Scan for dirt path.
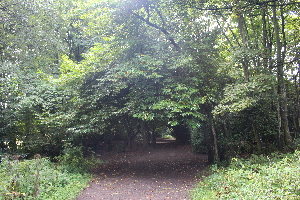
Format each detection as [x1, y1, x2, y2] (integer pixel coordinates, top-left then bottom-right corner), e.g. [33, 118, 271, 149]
[76, 139, 208, 200]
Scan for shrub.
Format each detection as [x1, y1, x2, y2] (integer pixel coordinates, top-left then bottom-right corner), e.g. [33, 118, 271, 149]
[55, 145, 103, 173]
[190, 127, 206, 154]
[191, 151, 300, 200]
[162, 134, 175, 140]
[0, 155, 91, 200]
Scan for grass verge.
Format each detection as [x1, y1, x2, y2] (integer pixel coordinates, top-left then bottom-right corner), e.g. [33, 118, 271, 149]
[0, 156, 92, 200]
[191, 150, 300, 200]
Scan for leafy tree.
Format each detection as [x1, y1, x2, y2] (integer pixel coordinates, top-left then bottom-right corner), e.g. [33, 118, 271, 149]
[188, 0, 300, 153]
[0, 0, 73, 156]
[1, 0, 299, 163]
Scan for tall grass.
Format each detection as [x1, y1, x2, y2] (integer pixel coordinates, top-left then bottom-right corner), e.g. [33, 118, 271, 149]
[191, 151, 300, 200]
[0, 156, 91, 200]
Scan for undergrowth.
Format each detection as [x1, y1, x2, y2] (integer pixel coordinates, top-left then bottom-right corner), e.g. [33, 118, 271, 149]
[0, 150, 102, 200]
[191, 150, 300, 200]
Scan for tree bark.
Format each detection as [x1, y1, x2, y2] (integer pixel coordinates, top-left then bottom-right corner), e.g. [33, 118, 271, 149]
[140, 121, 150, 149]
[203, 120, 214, 164]
[253, 124, 262, 152]
[203, 104, 220, 163]
[211, 117, 220, 162]
[272, 1, 292, 148]
[292, 68, 300, 139]
[261, 5, 271, 71]
[273, 84, 284, 149]
[237, 13, 249, 82]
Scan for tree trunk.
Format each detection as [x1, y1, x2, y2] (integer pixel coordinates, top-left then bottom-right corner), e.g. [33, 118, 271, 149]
[211, 117, 220, 162]
[263, 4, 283, 149]
[272, 1, 292, 148]
[273, 84, 284, 149]
[253, 124, 262, 152]
[292, 69, 300, 139]
[203, 104, 220, 163]
[261, 5, 270, 71]
[203, 120, 214, 164]
[140, 121, 150, 149]
[151, 132, 156, 145]
[237, 13, 249, 82]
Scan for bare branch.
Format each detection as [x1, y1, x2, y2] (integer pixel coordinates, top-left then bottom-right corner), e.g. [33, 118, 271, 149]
[130, 10, 181, 51]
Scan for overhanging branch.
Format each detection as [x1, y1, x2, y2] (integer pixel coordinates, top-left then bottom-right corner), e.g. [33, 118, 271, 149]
[130, 10, 181, 51]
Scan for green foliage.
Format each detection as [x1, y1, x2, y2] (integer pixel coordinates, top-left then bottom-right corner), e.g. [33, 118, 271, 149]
[190, 126, 207, 154]
[161, 135, 175, 140]
[215, 100, 279, 156]
[213, 74, 274, 115]
[0, 62, 23, 152]
[0, 156, 90, 200]
[1, 0, 299, 164]
[56, 145, 103, 173]
[191, 151, 300, 200]
[0, 0, 69, 71]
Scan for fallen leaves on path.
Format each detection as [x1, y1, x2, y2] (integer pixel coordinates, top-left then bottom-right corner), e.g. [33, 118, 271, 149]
[76, 141, 208, 200]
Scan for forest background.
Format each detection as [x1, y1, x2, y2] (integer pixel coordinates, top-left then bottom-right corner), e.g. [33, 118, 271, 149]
[1, 0, 300, 164]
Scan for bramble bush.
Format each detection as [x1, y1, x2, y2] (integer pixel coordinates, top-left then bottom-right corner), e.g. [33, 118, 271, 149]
[0, 155, 91, 200]
[55, 145, 103, 174]
[191, 150, 300, 200]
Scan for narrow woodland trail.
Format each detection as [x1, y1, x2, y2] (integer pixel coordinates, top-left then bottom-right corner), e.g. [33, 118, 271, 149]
[76, 139, 208, 200]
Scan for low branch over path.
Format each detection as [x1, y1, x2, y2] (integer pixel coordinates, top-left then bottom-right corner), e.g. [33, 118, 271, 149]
[76, 139, 208, 200]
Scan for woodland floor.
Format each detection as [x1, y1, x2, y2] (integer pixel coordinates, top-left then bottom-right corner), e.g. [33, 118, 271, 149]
[76, 139, 208, 200]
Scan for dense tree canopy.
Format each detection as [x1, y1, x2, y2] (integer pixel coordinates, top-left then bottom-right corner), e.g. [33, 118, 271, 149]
[1, 0, 299, 163]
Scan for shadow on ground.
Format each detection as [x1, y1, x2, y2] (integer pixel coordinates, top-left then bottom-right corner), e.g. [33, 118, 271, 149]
[76, 139, 208, 200]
